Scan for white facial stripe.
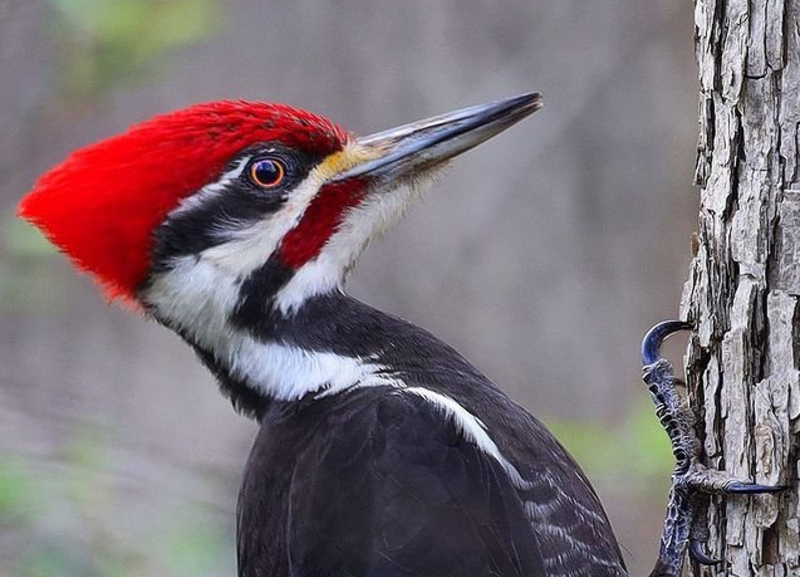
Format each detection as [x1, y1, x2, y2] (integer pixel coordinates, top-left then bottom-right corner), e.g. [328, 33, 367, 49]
[170, 156, 251, 217]
[403, 387, 531, 489]
[172, 141, 373, 278]
[145, 256, 241, 348]
[275, 177, 433, 313]
[197, 166, 326, 275]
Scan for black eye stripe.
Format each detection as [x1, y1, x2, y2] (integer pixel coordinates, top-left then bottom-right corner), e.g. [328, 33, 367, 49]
[148, 141, 326, 276]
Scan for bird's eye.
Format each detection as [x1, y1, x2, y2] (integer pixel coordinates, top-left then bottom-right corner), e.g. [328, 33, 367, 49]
[249, 158, 286, 188]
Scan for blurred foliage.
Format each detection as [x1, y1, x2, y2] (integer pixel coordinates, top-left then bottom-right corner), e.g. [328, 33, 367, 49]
[152, 519, 228, 577]
[46, 0, 222, 101]
[2, 218, 55, 259]
[0, 217, 64, 312]
[0, 457, 40, 522]
[544, 400, 674, 491]
[0, 427, 231, 577]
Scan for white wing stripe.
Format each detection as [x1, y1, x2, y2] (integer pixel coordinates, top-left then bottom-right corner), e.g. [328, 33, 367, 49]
[403, 387, 531, 490]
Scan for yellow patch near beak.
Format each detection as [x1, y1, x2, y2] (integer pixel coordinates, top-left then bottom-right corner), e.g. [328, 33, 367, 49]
[315, 142, 386, 182]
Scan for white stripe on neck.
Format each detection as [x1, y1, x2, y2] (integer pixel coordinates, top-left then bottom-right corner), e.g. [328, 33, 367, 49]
[144, 256, 401, 401]
[170, 156, 251, 217]
[232, 340, 400, 400]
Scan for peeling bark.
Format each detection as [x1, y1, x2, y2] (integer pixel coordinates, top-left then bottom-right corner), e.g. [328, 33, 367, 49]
[681, 0, 800, 575]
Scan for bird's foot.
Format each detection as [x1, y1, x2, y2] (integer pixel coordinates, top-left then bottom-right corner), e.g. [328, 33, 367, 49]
[642, 321, 786, 577]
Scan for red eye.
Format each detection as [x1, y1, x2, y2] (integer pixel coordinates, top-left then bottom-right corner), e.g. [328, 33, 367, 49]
[249, 158, 285, 188]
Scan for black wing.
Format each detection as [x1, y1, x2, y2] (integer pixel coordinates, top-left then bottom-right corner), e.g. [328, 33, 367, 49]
[238, 389, 547, 577]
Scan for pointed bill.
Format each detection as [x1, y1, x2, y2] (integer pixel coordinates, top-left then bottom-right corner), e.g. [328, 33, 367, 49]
[330, 92, 542, 182]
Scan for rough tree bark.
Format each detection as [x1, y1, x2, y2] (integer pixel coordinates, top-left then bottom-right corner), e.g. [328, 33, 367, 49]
[681, 1, 800, 575]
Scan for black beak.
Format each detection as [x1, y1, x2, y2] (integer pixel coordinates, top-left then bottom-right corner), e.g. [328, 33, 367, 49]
[331, 93, 542, 183]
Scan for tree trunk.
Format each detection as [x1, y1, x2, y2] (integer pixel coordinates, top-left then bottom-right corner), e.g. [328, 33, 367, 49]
[681, 1, 800, 575]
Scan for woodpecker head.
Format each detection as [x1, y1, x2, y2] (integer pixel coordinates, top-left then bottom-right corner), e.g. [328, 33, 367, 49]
[19, 94, 540, 335]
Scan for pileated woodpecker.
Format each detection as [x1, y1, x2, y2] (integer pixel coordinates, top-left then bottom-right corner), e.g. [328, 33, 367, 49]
[18, 94, 782, 577]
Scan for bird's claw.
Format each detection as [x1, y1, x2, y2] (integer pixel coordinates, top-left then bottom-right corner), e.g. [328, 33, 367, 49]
[642, 320, 787, 577]
[641, 320, 692, 365]
[689, 539, 720, 566]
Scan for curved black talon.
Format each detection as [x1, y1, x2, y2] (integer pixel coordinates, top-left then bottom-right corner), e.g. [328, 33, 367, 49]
[689, 539, 720, 566]
[724, 481, 788, 494]
[642, 320, 692, 365]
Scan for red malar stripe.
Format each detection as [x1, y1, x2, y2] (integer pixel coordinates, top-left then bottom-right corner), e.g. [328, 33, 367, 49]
[278, 180, 366, 269]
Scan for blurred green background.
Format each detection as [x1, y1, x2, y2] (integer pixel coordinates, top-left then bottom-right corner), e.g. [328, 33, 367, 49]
[0, 1, 697, 575]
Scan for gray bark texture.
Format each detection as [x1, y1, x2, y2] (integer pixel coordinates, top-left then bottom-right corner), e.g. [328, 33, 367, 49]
[681, 0, 800, 575]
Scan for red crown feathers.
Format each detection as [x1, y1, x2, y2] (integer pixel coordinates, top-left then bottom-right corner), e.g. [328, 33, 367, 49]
[18, 101, 349, 304]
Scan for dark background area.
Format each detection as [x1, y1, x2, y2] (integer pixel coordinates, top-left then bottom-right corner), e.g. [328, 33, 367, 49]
[0, 1, 697, 575]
